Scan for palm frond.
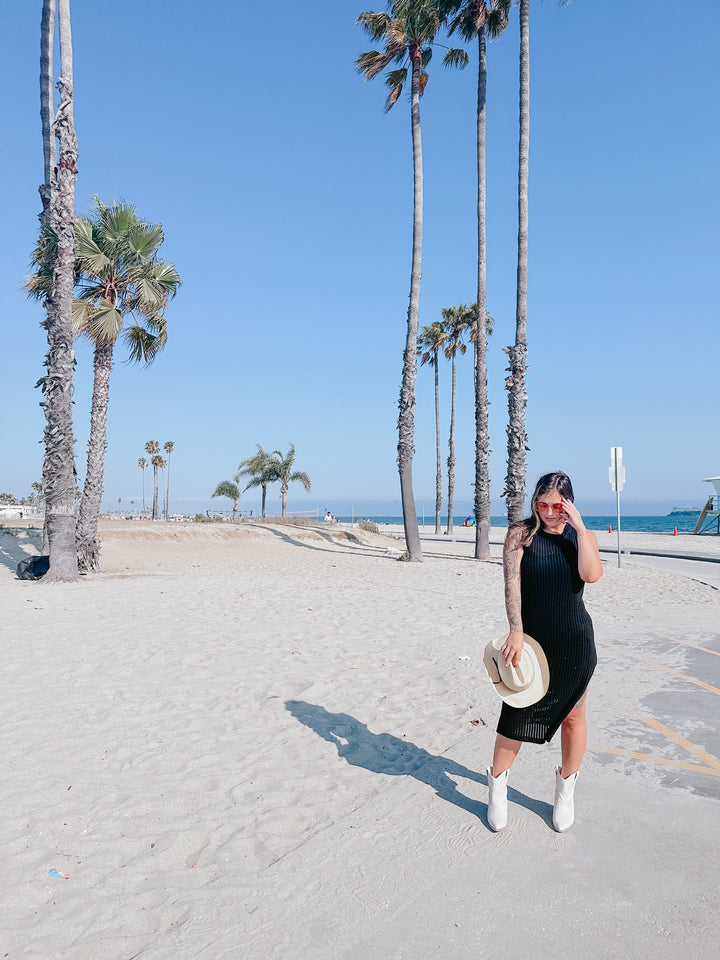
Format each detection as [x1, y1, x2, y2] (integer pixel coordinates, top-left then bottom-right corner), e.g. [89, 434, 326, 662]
[421, 47, 433, 67]
[357, 49, 395, 80]
[443, 47, 469, 69]
[385, 82, 403, 111]
[71, 298, 95, 336]
[289, 471, 311, 493]
[152, 260, 181, 294]
[385, 19, 409, 56]
[418, 71, 429, 96]
[448, 5, 483, 42]
[124, 320, 168, 365]
[487, 1, 511, 38]
[127, 223, 164, 260]
[75, 218, 112, 275]
[85, 299, 124, 344]
[356, 11, 392, 41]
[385, 67, 408, 87]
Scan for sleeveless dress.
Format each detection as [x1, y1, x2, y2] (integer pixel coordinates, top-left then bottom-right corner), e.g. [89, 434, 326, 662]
[497, 525, 597, 744]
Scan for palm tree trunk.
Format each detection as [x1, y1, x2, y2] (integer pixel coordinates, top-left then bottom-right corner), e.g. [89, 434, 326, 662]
[165, 452, 171, 520]
[447, 349, 457, 535]
[141, 468, 145, 513]
[152, 467, 159, 520]
[281, 484, 288, 518]
[261, 484, 267, 518]
[232, 499, 238, 522]
[39, 0, 56, 211]
[40, 0, 78, 581]
[433, 358, 442, 534]
[473, 28, 491, 561]
[505, 0, 530, 525]
[397, 46, 423, 562]
[76, 341, 113, 570]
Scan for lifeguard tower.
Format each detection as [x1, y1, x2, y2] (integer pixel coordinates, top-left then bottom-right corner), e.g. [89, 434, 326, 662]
[694, 477, 720, 534]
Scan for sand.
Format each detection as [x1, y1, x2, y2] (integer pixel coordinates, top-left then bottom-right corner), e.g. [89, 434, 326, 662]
[1, 519, 719, 959]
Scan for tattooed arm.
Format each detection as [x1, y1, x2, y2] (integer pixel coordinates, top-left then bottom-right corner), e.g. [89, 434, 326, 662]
[501, 525, 525, 667]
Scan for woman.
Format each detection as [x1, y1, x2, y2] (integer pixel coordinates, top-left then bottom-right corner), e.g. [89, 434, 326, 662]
[487, 471, 603, 832]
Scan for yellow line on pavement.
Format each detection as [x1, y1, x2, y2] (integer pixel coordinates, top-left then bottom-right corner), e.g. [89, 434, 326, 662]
[651, 631, 720, 658]
[589, 744, 720, 777]
[612, 645, 720, 695]
[639, 716, 720, 772]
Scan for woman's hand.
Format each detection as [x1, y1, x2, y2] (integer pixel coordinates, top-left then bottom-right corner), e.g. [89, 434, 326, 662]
[561, 497, 603, 583]
[501, 631, 524, 668]
[560, 497, 586, 534]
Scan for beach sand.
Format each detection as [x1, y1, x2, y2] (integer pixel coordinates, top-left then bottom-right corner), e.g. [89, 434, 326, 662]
[1, 519, 719, 959]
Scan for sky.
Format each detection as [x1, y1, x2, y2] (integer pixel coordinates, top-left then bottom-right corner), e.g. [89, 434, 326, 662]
[1, 1, 718, 518]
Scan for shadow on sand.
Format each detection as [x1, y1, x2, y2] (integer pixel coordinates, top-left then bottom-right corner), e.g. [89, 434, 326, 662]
[286, 700, 553, 829]
[0, 527, 43, 574]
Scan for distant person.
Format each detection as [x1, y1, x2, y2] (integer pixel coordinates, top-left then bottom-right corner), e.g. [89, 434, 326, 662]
[324, 511, 333, 523]
[484, 471, 602, 833]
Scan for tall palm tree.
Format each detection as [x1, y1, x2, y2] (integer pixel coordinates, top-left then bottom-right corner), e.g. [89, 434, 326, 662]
[504, 0, 569, 522]
[268, 444, 311, 518]
[238, 444, 277, 519]
[441, 303, 474, 534]
[35, 0, 78, 580]
[441, 0, 510, 559]
[151, 454, 165, 518]
[418, 320, 448, 534]
[144, 441, 161, 519]
[163, 440, 174, 520]
[357, 3, 463, 561]
[504, 0, 530, 524]
[138, 456, 148, 514]
[72, 202, 178, 561]
[212, 478, 241, 521]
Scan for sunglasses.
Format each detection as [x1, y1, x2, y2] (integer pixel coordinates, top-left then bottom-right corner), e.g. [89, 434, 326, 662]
[536, 500, 565, 514]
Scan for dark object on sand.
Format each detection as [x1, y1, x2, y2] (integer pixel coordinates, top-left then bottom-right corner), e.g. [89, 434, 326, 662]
[16, 555, 50, 580]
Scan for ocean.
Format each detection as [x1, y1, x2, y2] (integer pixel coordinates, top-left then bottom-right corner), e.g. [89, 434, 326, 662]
[339, 514, 704, 535]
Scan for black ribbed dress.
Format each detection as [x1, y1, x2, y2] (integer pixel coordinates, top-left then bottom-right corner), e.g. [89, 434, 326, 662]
[497, 525, 597, 744]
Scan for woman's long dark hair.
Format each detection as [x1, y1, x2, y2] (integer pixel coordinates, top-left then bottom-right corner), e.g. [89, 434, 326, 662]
[514, 471, 575, 546]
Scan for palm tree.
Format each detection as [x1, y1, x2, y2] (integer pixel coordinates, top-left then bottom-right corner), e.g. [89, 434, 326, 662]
[145, 441, 160, 519]
[212, 478, 241, 521]
[27, 201, 180, 567]
[357, 3, 463, 562]
[441, 303, 475, 534]
[151, 455, 166, 517]
[504, 0, 530, 524]
[35, 0, 78, 580]
[163, 440, 174, 520]
[441, 0, 510, 559]
[268, 444, 311, 518]
[418, 321, 448, 534]
[504, 1, 569, 521]
[238, 444, 277, 518]
[138, 457, 148, 514]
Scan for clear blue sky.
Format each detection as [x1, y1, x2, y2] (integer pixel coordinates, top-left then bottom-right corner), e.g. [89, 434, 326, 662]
[1, 1, 718, 517]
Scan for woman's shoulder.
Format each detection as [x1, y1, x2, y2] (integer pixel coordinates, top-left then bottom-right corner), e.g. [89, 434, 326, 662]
[505, 520, 531, 548]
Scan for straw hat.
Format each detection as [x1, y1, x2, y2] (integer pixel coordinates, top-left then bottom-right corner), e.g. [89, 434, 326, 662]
[483, 634, 549, 708]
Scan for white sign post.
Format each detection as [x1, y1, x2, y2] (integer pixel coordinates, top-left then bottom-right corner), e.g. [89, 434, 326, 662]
[609, 446, 626, 567]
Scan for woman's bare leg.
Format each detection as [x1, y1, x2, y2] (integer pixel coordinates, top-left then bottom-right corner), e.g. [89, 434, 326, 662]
[492, 733, 522, 776]
[560, 691, 588, 777]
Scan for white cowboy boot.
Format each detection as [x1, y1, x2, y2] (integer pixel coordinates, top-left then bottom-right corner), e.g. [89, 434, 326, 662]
[486, 766, 509, 831]
[553, 766, 579, 832]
